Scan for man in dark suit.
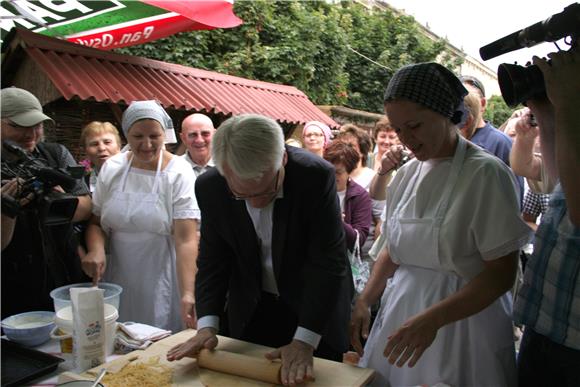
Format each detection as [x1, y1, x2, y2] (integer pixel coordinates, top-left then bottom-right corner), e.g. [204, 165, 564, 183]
[168, 114, 352, 385]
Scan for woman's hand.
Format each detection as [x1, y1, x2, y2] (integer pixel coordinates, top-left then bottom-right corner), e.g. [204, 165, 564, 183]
[513, 108, 539, 140]
[79, 246, 106, 285]
[378, 145, 404, 174]
[181, 293, 197, 329]
[350, 297, 372, 356]
[382, 252, 518, 369]
[383, 311, 440, 368]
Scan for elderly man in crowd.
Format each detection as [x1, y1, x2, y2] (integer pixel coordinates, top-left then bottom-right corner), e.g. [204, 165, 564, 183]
[180, 113, 216, 178]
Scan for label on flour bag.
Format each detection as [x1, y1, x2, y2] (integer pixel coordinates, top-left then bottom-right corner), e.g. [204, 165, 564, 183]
[70, 287, 106, 372]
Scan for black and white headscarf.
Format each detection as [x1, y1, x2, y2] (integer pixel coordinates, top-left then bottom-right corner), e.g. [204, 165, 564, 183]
[384, 62, 468, 125]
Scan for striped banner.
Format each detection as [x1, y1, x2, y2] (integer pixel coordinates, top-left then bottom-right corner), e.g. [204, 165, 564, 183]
[0, 0, 242, 50]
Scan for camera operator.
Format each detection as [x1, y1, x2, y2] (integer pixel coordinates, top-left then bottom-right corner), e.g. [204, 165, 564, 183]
[513, 48, 580, 386]
[1, 87, 91, 318]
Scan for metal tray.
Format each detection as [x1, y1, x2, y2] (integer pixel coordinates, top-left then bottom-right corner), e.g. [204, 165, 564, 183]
[1, 339, 64, 387]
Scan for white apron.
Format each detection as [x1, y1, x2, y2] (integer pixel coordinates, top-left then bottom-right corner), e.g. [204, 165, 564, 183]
[101, 153, 182, 332]
[359, 137, 516, 387]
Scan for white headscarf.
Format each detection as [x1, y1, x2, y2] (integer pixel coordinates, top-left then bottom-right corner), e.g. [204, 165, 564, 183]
[121, 100, 177, 144]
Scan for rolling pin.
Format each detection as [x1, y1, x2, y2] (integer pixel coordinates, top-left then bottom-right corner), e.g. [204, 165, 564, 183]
[197, 349, 281, 384]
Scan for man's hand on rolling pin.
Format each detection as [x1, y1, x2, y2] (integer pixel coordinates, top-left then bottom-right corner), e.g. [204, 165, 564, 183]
[166, 327, 218, 361]
[265, 339, 314, 386]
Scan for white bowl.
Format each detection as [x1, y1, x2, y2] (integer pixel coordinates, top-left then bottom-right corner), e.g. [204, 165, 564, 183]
[1, 311, 55, 347]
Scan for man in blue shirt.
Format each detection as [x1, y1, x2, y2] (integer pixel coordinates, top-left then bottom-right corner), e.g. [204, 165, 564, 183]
[460, 75, 514, 163]
[460, 75, 524, 201]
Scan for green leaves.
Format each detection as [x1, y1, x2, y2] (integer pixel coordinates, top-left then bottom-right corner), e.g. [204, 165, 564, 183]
[117, 1, 460, 113]
[486, 95, 520, 128]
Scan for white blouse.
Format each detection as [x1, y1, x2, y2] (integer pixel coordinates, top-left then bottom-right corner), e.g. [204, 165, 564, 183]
[384, 145, 531, 279]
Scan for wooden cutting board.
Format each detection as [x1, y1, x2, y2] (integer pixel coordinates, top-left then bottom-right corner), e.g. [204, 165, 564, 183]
[59, 329, 375, 386]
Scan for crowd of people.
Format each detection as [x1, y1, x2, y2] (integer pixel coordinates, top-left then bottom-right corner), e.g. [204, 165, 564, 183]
[1, 45, 578, 386]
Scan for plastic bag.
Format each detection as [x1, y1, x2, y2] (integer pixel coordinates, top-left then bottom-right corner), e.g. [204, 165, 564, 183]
[348, 230, 370, 295]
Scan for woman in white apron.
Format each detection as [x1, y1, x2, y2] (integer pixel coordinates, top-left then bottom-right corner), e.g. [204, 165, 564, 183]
[82, 101, 200, 333]
[351, 63, 531, 386]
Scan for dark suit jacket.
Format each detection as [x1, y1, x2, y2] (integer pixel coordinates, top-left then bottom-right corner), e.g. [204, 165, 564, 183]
[195, 146, 353, 353]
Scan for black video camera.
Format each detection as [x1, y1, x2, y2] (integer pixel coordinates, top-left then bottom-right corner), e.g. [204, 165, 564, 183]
[1, 141, 84, 226]
[479, 3, 580, 107]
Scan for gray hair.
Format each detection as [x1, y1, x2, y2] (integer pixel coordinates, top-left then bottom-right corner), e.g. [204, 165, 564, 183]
[212, 114, 284, 180]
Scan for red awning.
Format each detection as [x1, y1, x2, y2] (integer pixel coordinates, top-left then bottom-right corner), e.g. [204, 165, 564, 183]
[2, 28, 337, 128]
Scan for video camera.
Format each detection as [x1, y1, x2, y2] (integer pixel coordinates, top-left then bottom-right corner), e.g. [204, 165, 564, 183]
[1, 141, 84, 226]
[479, 2, 580, 107]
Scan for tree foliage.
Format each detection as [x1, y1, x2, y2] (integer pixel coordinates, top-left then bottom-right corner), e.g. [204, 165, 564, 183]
[341, 4, 461, 112]
[486, 95, 518, 128]
[117, 1, 461, 113]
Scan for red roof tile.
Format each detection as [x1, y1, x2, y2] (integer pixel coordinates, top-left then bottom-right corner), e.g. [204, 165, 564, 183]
[4, 28, 337, 127]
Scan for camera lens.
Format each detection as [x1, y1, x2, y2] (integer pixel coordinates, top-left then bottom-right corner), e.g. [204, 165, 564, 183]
[498, 63, 546, 107]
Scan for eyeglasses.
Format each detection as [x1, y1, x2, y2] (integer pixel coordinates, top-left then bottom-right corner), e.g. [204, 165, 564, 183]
[229, 169, 281, 200]
[304, 132, 324, 138]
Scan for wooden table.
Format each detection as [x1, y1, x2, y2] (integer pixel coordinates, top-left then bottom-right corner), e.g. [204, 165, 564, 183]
[59, 329, 375, 386]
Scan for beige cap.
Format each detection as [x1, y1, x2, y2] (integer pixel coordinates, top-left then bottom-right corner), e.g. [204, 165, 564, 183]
[1, 87, 54, 127]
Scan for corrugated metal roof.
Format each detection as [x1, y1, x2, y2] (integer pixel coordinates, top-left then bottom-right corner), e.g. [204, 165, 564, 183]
[5, 28, 337, 127]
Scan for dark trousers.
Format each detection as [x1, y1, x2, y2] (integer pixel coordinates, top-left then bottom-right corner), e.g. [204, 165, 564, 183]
[518, 328, 580, 387]
[241, 292, 342, 362]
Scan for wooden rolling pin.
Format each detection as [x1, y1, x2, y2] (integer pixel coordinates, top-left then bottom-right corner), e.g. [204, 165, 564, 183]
[198, 349, 281, 384]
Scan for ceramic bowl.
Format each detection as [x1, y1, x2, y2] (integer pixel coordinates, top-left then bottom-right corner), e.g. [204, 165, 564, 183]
[1, 311, 56, 347]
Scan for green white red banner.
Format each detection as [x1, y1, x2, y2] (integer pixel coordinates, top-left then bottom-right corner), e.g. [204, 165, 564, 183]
[0, 0, 242, 50]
